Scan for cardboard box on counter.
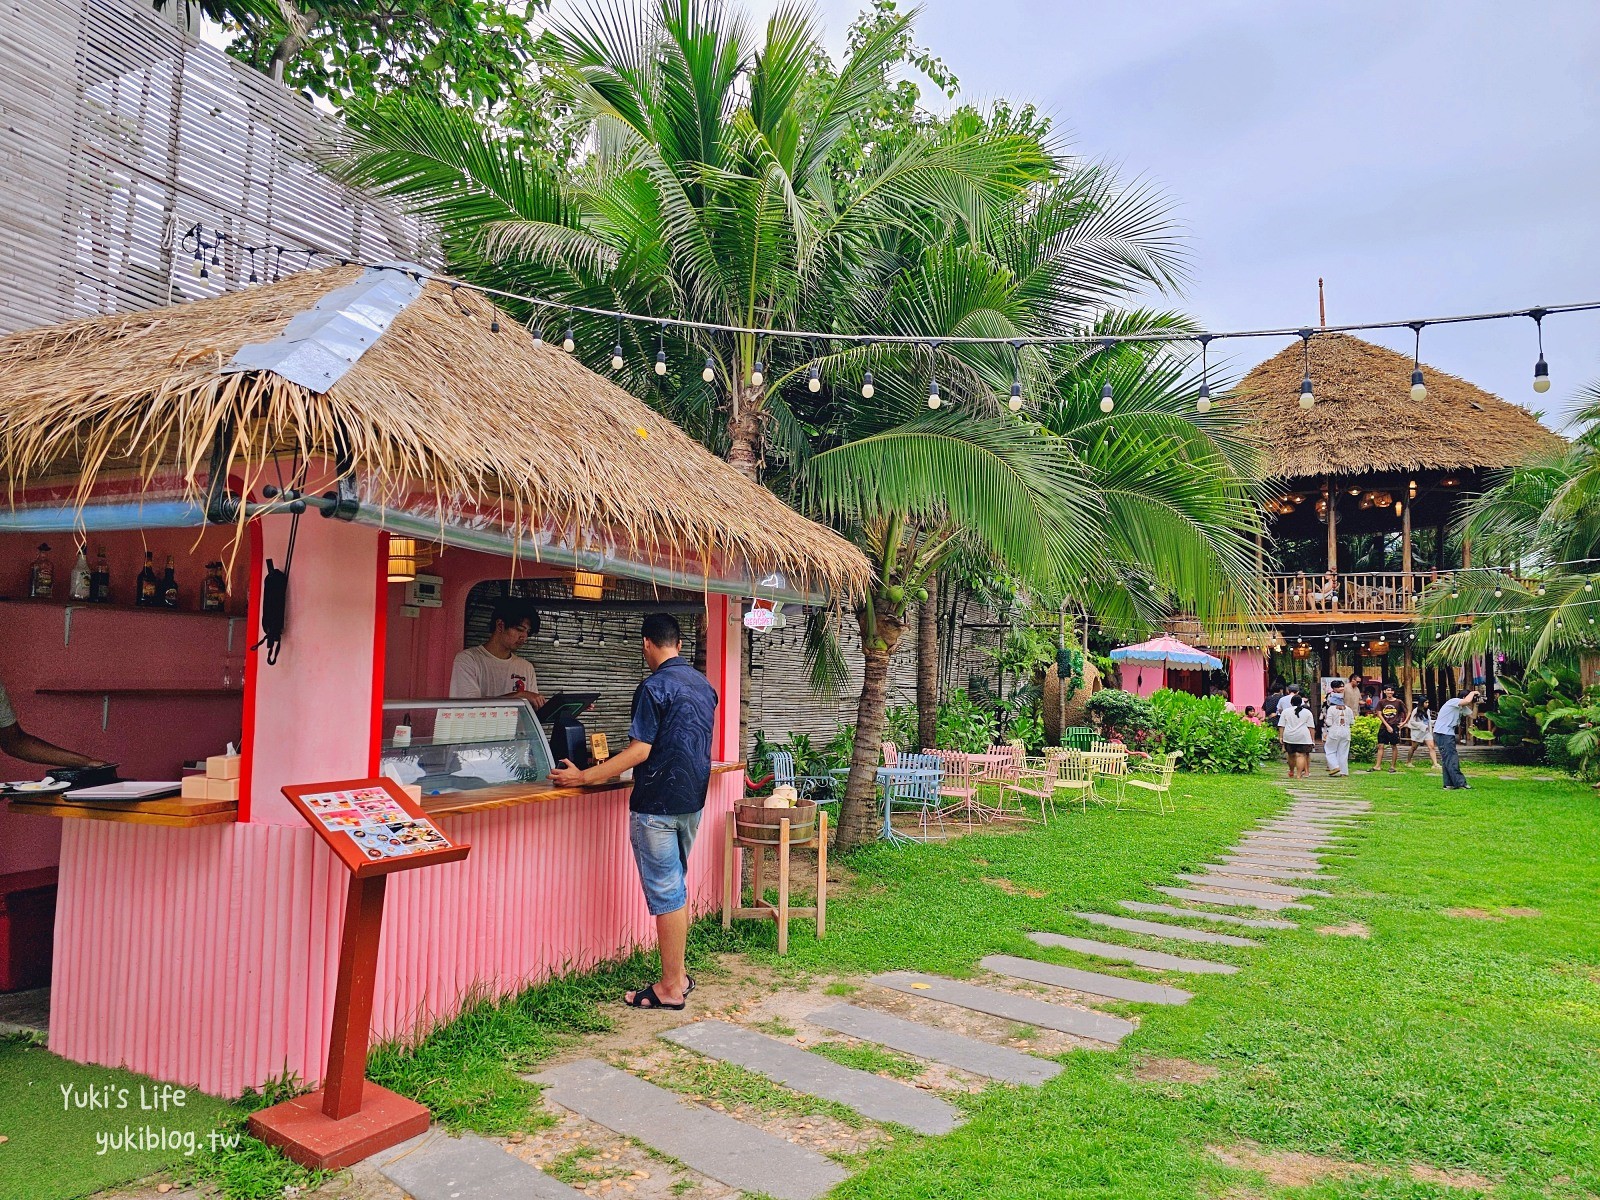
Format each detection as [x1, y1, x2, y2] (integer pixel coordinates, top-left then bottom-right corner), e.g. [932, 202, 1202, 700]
[206, 754, 241, 780]
[204, 776, 240, 802]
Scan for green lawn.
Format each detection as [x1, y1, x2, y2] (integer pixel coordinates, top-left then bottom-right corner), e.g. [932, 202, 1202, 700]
[11, 764, 1600, 1199]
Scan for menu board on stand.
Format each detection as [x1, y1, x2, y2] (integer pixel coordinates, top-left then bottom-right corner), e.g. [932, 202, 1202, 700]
[247, 778, 470, 1169]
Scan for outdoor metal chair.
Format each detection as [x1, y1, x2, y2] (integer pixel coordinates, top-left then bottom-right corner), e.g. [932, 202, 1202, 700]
[1009, 752, 1063, 824]
[1049, 747, 1098, 818]
[771, 749, 838, 810]
[979, 743, 1033, 822]
[1084, 741, 1130, 808]
[934, 750, 988, 830]
[881, 741, 900, 767]
[881, 751, 946, 843]
[1063, 726, 1095, 751]
[1125, 750, 1181, 814]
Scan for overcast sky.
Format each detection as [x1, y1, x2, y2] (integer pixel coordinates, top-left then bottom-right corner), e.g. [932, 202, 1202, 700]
[750, 0, 1600, 428]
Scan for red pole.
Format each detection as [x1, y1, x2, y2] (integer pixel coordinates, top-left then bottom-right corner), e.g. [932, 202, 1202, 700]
[322, 873, 388, 1121]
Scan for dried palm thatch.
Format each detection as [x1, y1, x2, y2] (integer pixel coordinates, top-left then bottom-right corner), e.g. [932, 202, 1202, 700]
[1226, 333, 1561, 480]
[0, 266, 869, 599]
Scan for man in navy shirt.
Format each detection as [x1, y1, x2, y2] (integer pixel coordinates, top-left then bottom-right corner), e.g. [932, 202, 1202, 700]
[549, 613, 718, 1009]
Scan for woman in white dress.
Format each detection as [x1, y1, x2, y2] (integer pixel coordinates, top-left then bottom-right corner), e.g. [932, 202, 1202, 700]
[1322, 690, 1353, 776]
[1279, 694, 1317, 779]
[1406, 698, 1439, 768]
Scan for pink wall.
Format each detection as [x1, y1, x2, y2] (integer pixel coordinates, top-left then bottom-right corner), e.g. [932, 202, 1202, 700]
[0, 528, 247, 876]
[50, 772, 743, 1096]
[1228, 650, 1267, 713]
[244, 516, 382, 826]
[1126, 665, 1167, 698]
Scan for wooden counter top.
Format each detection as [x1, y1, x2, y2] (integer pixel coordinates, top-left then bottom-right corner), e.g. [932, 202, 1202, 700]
[7, 789, 236, 828]
[6, 762, 744, 827]
[422, 762, 744, 818]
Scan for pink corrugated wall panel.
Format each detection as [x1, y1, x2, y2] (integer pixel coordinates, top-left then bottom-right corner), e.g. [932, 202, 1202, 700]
[48, 775, 739, 1096]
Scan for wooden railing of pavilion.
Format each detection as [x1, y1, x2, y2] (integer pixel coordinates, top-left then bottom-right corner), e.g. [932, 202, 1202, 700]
[1266, 572, 1445, 619]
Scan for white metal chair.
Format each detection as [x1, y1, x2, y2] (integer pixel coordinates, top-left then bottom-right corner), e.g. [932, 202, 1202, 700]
[1125, 750, 1180, 814]
[1050, 748, 1098, 818]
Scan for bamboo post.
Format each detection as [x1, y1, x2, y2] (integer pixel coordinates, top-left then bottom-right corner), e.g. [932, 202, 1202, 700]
[777, 818, 791, 956]
[816, 812, 828, 939]
[1401, 495, 1413, 587]
[1326, 480, 1338, 573]
[722, 811, 735, 929]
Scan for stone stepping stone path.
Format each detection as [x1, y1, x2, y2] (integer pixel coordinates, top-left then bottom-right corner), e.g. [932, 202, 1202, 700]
[1223, 849, 1324, 866]
[872, 970, 1135, 1043]
[1026, 930, 1238, 974]
[1154, 885, 1310, 912]
[534, 1059, 849, 1200]
[1121, 899, 1296, 929]
[1209, 861, 1335, 881]
[374, 1128, 585, 1200]
[1077, 911, 1263, 947]
[980, 953, 1193, 1005]
[663, 1019, 961, 1135]
[1178, 872, 1329, 898]
[808, 1003, 1062, 1085]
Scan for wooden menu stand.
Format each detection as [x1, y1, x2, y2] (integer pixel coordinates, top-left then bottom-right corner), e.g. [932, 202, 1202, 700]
[248, 778, 470, 1170]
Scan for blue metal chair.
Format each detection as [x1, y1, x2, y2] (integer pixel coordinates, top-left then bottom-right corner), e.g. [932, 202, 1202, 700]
[878, 752, 945, 844]
[772, 750, 839, 809]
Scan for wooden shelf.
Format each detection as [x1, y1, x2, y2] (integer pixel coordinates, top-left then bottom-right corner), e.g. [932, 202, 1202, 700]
[423, 761, 743, 819]
[0, 597, 243, 618]
[35, 687, 243, 698]
[6, 790, 236, 827]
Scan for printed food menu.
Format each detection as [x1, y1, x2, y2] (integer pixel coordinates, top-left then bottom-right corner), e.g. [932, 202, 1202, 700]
[300, 785, 452, 862]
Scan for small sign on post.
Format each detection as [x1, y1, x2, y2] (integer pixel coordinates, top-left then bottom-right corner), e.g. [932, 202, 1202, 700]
[248, 778, 470, 1170]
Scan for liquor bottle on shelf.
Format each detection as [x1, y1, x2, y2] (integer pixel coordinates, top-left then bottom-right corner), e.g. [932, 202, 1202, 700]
[29, 543, 54, 599]
[161, 555, 179, 609]
[136, 551, 159, 606]
[69, 545, 91, 601]
[91, 546, 111, 603]
[201, 561, 227, 612]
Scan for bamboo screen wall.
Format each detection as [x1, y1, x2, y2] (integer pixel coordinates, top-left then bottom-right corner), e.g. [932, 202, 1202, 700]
[0, 0, 423, 335]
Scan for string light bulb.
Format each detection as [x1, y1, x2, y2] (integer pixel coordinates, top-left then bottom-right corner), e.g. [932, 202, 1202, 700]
[1298, 329, 1315, 408]
[562, 326, 576, 353]
[928, 374, 942, 410]
[1408, 322, 1427, 401]
[611, 343, 625, 371]
[1196, 334, 1213, 413]
[702, 355, 716, 383]
[1009, 341, 1025, 412]
[807, 362, 821, 393]
[1493, 585, 1503, 598]
[654, 326, 667, 375]
[532, 325, 544, 347]
[1537, 582, 1546, 596]
[861, 370, 875, 400]
[1530, 307, 1551, 393]
[1098, 339, 1115, 412]
[751, 360, 765, 386]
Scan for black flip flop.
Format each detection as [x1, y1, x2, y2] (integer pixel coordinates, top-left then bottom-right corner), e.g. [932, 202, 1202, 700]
[624, 983, 685, 1011]
[684, 975, 696, 998]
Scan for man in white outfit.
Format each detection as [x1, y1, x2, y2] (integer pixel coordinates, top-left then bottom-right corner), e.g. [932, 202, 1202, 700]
[1322, 681, 1353, 776]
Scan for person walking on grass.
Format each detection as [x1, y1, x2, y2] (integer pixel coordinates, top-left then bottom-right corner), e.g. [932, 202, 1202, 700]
[548, 613, 717, 1010]
[1433, 687, 1481, 790]
[1322, 681, 1353, 776]
[1407, 697, 1439, 769]
[1280, 693, 1316, 779]
[1373, 685, 1404, 772]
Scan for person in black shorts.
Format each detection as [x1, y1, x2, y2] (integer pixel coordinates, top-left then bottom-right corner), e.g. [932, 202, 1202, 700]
[1374, 685, 1403, 773]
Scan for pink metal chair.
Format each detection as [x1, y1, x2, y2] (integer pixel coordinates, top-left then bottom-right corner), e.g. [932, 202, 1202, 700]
[980, 743, 1032, 822]
[935, 750, 987, 831]
[882, 741, 900, 767]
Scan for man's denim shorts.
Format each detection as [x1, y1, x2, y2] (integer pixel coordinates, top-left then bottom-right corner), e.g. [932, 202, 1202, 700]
[628, 810, 702, 916]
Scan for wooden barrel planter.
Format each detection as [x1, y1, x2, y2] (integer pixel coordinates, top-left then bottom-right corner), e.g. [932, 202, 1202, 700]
[735, 799, 818, 846]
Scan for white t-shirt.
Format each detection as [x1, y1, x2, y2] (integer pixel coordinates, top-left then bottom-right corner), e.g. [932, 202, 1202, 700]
[1279, 705, 1316, 745]
[1276, 693, 1299, 717]
[449, 646, 538, 699]
[1322, 702, 1352, 739]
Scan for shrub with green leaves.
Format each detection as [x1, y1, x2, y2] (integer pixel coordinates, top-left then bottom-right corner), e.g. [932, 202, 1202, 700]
[1349, 714, 1380, 763]
[936, 689, 1000, 752]
[1083, 689, 1160, 749]
[1146, 689, 1274, 773]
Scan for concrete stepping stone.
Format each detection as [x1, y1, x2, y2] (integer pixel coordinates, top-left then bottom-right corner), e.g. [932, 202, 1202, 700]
[1225, 851, 1322, 869]
[1239, 833, 1333, 849]
[1179, 873, 1329, 898]
[980, 954, 1192, 1005]
[1154, 886, 1310, 912]
[1209, 862, 1335, 881]
[807, 1003, 1062, 1085]
[1077, 911, 1262, 947]
[533, 1060, 847, 1200]
[871, 971, 1133, 1044]
[1026, 931, 1237, 974]
[663, 1019, 960, 1135]
[374, 1128, 584, 1200]
[1120, 900, 1295, 929]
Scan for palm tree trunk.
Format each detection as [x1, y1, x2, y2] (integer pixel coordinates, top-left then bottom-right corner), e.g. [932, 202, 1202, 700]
[916, 576, 939, 749]
[836, 608, 907, 851]
[726, 388, 763, 480]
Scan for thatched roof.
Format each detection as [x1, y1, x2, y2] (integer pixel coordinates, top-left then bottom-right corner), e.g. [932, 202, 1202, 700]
[1226, 333, 1561, 480]
[0, 266, 869, 600]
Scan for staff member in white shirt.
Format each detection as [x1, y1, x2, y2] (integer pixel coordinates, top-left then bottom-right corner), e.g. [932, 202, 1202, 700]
[449, 597, 547, 704]
[0, 676, 105, 769]
[1433, 687, 1480, 790]
[1321, 682, 1353, 776]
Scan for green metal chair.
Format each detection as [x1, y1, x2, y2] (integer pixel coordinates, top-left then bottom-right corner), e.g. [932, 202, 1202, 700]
[1063, 726, 1095, 751]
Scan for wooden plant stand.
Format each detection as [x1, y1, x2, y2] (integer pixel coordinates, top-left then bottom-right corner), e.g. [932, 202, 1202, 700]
[721, 809, 827, 954]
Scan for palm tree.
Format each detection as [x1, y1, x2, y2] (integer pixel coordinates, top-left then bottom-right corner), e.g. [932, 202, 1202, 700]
[1421, 384, 1600, 668]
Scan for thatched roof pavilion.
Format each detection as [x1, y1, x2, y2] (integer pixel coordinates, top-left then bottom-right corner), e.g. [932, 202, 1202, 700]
[0, 265, 868, 602]
[1229, 333, 1560, 481]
